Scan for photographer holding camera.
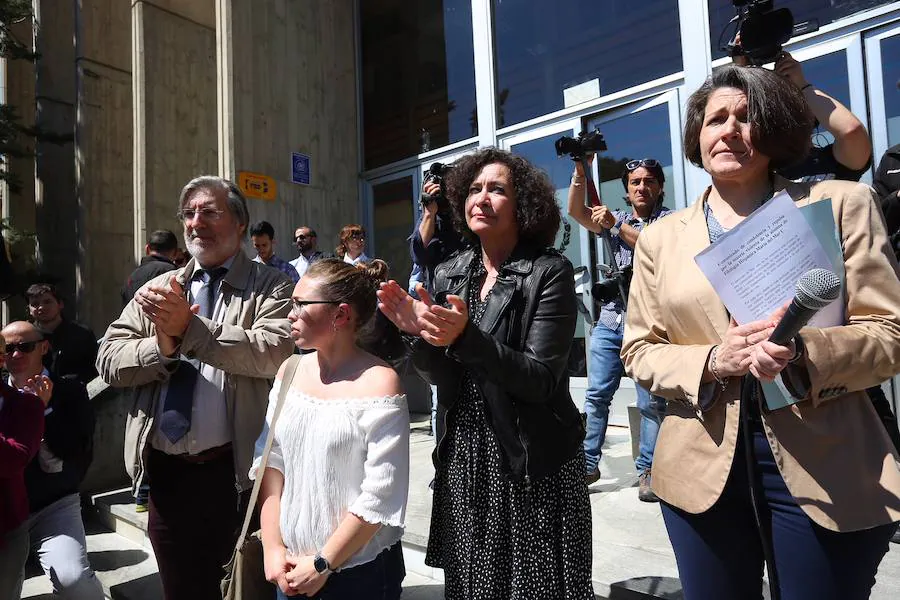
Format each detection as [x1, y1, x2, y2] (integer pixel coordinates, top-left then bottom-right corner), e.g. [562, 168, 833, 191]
[410, 164, 468, 294]
[567, 154, 671, 501]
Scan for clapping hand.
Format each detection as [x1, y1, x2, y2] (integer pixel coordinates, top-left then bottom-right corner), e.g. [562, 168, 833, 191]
[135, 276, 199, 338]
[377, 281, 469, 347]
[23, 375, 53, 407]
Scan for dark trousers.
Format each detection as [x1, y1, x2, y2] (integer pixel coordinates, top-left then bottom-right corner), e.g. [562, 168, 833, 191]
[147, 447, 246, 600]
[275, 542, 405, 600]
[661, 424, 898, 600]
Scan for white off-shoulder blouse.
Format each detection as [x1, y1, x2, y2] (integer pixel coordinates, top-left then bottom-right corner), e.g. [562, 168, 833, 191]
[249, 380, 410, 570]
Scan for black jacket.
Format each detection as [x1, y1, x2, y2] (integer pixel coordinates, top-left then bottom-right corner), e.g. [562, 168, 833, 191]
[874, 144, 900, 256]
[43, 319, 98, 387]
[411, 244, 584, 483]
[24, 376, 94, 513]
[121, 254, 177, 306]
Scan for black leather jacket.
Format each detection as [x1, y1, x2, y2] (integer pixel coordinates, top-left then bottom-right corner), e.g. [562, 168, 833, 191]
[411, 244, 585, 484]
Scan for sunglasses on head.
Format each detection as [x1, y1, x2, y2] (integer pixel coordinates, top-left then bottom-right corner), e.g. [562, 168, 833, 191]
[625, 158, 660, 171]
[4, 341, 42, 355]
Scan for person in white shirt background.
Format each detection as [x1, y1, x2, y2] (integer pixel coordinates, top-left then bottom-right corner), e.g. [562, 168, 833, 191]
[252, 257, 409, 599]
[335, 224, 370, 265]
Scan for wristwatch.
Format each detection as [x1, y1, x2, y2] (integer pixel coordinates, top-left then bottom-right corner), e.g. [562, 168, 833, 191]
[313, 553, 332, 575]
[608, 225, 620, 237]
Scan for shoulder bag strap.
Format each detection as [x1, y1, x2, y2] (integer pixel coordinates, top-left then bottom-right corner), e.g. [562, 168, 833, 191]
[233, 354, 302, 552]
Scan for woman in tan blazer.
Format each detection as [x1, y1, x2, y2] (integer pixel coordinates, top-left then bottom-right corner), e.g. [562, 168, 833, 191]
[622, 65, 900, 600]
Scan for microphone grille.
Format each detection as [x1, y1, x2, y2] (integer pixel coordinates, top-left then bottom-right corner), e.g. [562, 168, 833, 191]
[796, 268, 841, 309]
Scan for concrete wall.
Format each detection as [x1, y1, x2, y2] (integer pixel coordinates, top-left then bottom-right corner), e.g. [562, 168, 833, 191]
[218, 0, 360, 262]
[133, 0, 218, 250]
[75, 0, 134, 334]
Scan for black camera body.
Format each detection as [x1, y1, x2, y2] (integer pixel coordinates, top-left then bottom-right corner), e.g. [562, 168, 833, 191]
[592, 266, 633, 305]
[421, 162, 454, 212]
[555, 129, 608, 161]
[725, 0, 794, 66]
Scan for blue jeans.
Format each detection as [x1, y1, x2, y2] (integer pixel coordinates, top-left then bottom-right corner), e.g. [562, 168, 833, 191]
[583, 323, 665, 474]
[662, 424, 898, 599]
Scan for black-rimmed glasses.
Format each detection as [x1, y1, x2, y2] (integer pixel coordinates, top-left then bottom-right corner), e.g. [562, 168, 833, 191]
[4, 341, 42, 355]
[625, 158, 660, 171]
[290, 299, 340, 315]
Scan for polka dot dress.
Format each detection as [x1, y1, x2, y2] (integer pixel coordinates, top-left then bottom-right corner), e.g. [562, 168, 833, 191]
[424, 256, 594, 600]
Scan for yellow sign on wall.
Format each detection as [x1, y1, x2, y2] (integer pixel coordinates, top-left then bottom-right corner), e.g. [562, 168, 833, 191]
[238, 172, 277, 201]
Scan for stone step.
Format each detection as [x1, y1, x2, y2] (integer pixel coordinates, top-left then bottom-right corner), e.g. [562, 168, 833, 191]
[92, 488, 152, 549]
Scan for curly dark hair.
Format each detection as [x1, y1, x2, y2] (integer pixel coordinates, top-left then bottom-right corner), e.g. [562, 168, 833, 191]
[443, 147, 560, 248]
[683, 65, 814, 172]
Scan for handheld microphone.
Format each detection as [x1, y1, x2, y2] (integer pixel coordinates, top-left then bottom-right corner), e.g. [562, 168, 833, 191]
[769, 268, 841, 346]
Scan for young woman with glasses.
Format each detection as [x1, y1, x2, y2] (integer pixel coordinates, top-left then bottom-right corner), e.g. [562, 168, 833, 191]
[251, 258, 409, 599]
[336, 225, 369, 266]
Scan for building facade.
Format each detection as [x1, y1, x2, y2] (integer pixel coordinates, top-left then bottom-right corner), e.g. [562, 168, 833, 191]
[2, 1, 899, 412]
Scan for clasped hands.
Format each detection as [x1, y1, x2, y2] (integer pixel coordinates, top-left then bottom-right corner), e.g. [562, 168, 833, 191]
[265, 548, 329, 597]
[716, 304, 797, 384]
[134, 276, 200, 356]
[377, 280, 468, 347]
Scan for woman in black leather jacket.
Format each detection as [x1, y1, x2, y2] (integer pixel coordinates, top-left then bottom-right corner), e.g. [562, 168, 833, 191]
[377, 148, 592, 599]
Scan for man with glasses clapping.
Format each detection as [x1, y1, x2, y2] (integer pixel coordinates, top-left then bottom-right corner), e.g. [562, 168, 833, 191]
[567, 156, 672, 502]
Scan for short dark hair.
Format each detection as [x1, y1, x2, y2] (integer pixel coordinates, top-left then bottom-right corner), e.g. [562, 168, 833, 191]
[147, 230, 178, 253]
[26, 283, 61, 303]
[249, 221, 275, 240]
[443, 147, 560, 248]
[683, 65, 814, 171]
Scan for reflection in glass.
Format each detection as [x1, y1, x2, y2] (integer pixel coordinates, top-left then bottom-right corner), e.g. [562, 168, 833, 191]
[510, 133, 588, 377]
[361, 0, 477, 169]
[493, 0, 682, 128]
[586, 104, 676, 212]
[372, 177, 415, 284]
[881, 35, 900, 146]
[708, 0, 894, 60]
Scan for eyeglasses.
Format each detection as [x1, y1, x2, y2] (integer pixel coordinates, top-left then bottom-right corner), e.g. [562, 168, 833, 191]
[290, 299, 340, 315]
[625, 159, 660, 171]
[176, 208, 227, 222]
[348, 232, 365, 240]
[4, 341, 41, 356]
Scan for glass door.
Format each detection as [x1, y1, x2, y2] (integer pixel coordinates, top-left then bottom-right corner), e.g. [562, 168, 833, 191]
[864, 23, 900, 415]
[501, 119, 592, 385]
[577, 91, 684, 425]
[368, 169, 420, 285]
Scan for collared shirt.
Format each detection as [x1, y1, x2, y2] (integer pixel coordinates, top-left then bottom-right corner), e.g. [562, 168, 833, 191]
[597, 204, 672, 333]
[152, 255, 237, 455]
[289, 250, 325, 279]
[254, 254, 300, 283]
[343, 252, 370, 266]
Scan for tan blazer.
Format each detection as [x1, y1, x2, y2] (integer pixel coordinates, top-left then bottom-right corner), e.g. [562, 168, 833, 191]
[622, 177, 900, 532]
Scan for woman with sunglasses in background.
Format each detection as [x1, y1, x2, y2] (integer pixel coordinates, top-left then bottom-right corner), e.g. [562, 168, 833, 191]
[336, 225, 370, 266]
[567, 154, 671, 501]
[252, 258, 410, 599]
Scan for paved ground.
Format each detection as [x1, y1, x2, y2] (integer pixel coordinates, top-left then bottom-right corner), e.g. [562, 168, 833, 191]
[21, 413, 900, 599]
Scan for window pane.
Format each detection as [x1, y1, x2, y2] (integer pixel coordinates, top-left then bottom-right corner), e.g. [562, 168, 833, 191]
[708, 0, 895, 60]
[372, 176, 415, 283]
[493, 0, 683, 128]
[509, 133, 588, 377]
[880, 34, 900, 147]
[361, 0, 477, 170]
[586, 103, 676, 213]
[800, 50, 851, 147]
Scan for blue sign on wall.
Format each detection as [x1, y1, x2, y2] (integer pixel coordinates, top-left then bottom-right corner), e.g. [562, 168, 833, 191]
[291, 152, 311, 186]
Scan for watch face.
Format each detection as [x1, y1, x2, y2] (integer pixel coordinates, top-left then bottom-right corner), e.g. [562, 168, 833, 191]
[314, 555, 328, 573]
